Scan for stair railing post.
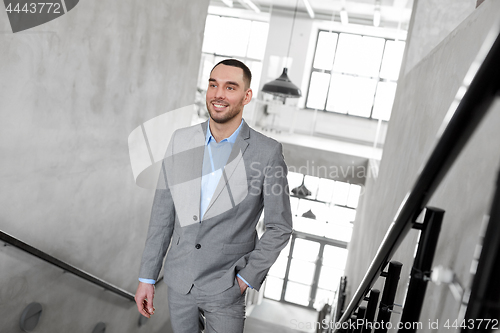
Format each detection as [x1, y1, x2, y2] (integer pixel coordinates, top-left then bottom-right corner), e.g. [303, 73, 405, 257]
[374, 261, 403, 333]
[361, 289, 380, 333]
[399, 207, 445, 332]
[353, 307, 366, 333]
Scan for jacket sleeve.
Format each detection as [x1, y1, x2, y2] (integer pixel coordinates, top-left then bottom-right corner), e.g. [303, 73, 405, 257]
[138, 133, 176, 282]
[237, 143, 293, 290]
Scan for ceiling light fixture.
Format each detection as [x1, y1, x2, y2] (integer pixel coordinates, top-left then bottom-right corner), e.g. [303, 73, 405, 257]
[243, 0, 261, 13]
[373, 10, 381, 27]
[302, 0, 315, 19]
[221, 0, 233, 7]
[262, 0, 302, 99]
[302, 209, 316, 220]
[340, 8, 348, 25]
[291, 180, 311, 197]
[373, 0, 381, 27]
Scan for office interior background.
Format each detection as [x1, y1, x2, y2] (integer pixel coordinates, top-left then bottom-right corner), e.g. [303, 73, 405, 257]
[1, 0, 500, 332]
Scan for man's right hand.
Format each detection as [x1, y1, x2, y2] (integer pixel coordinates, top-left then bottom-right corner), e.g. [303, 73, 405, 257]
[135, 282, 155, 318]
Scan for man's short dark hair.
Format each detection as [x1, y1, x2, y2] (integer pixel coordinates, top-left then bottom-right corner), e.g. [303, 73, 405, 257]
[211, 59, 252, 89]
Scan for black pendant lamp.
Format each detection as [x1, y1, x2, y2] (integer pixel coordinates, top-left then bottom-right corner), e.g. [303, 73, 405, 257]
[262, 68, 301, 98]
[262, 0, 302, 98]
[302, 209, 316, 220]
[291, 179, 311, 197]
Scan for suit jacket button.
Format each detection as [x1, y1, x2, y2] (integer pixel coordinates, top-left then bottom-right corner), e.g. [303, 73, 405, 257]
[195, 244, 201, 249]
[193, 215, 198, 221]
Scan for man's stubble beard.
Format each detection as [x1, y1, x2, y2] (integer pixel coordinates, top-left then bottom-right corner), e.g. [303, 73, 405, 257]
[206, 98, 245, 124]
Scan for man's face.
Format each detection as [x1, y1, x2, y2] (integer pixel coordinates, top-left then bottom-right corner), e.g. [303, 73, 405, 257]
[206, 64, 252, 124]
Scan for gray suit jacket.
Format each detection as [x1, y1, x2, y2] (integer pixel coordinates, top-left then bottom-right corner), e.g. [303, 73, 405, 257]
[138, 119, 293, 295]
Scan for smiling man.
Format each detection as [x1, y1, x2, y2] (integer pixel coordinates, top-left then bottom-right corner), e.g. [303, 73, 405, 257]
[135, 59, 293, 333]
[206, 61, 252, 128]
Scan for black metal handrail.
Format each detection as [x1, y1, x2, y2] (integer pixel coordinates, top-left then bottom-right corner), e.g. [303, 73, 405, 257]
[333, 27, 500, 331]
[0, 230, 135, 301]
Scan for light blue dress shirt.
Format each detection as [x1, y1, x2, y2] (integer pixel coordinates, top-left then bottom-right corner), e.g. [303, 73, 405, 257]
[200, 119, 243, 219]
[140, 119, 252, 289]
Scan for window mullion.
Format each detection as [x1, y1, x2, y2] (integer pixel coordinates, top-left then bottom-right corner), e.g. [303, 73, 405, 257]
[370, 39, 388, 119]
[324, 32, 340, 112]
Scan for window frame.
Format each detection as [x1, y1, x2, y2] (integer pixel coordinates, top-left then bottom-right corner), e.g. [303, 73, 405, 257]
[304, 29, 403, 121]
[264, 172, 359, 309]
[267, 231, 348, 310]
[197, 14, 269, 97]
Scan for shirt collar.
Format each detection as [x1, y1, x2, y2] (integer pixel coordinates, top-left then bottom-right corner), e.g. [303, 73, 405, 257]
[205, 118, 244, 146]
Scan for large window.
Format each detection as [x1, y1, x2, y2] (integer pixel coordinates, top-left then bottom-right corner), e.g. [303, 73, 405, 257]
[264, 172, 361, 309]
[305, 30, 405, 121]
[197, 14, 269, 97]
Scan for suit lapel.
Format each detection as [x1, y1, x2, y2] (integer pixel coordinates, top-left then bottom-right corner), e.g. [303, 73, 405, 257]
[203, 120, 250, 218]
[191, 122, 206, 218]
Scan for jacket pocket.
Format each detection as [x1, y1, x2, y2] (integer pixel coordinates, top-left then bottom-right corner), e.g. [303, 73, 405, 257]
[222, 240, 255, 255]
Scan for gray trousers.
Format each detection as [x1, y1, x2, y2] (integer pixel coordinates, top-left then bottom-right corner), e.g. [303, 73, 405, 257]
[167, 280, 246, 333]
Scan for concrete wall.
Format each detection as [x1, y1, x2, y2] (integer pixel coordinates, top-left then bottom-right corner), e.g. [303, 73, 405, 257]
[0, 1, 208, 332]
[403, 0, 476, 75]
[344, 0, 500, 330]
